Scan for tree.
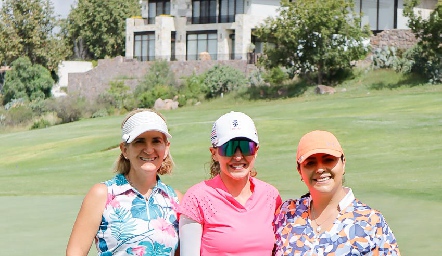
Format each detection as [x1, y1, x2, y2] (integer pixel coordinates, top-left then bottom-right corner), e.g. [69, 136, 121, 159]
[2, 57, 54, 105]
[403, 0, 442, 84]
[64, 0, 140, 60]
[254, 0, 371, 85]
[0, 0, 70, 71]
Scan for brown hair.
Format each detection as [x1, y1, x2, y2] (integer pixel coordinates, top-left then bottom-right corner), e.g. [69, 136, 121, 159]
[114, 108, 174, 175]
[208, 158, 257, 178]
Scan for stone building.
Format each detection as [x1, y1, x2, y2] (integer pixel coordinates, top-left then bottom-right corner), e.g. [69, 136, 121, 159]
[124, 0, 438, 62]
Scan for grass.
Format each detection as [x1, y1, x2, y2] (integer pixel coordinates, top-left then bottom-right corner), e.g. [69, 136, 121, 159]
[0, 69, 441, 255]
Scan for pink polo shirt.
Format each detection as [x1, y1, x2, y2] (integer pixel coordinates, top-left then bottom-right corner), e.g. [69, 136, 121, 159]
[178, 175, 282, 256]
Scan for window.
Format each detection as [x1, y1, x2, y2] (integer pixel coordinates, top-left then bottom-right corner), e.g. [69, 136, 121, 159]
[187, 32, 217, 60]
[219, 0, 245, 23]
[148, 0, 171, 24]
[357, 0, 398, 31]
[134, 32, 155, 61]
[192, 0, 217, 24]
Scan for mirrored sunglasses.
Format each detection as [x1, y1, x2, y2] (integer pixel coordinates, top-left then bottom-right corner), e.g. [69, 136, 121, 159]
[217, 139, 257, 157]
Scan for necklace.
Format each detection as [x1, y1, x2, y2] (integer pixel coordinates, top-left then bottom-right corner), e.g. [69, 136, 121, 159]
[125, 175, 153, 199]
[310, 205, 338, 233]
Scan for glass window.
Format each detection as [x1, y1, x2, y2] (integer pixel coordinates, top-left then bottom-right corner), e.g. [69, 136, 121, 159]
[186, 32, 218, 60]
[192, 0, 216, 24]
[358, 0, 397, 30]
[134, 32, 155, 61]
[220, 0, 244, 23]
[148, 0, 171, 24]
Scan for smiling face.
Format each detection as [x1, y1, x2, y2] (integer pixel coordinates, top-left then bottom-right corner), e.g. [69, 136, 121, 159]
[298, 153, 345, 195]
[211, 144, 259, 181]
[121, 130, 170, 175]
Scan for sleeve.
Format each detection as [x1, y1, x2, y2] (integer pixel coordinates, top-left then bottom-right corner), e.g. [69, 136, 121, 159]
[179, 215, 203, 256]
[373, 213, 401, 255]
[272, 200, 289, 256]
[177, 185, 204, 224]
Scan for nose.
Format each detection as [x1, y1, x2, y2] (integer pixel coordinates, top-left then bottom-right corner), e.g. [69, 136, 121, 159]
[142, 142, 154, 154]
[232, 147, 243, 160]
[316, 160, 326, 173]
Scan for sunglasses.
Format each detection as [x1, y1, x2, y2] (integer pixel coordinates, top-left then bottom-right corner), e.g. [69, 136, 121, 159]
[217, 139, 258, 157]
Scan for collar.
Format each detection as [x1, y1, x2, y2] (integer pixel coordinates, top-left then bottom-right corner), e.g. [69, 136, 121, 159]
[112, 173, 167, 196]
[307, 187, 355, 212]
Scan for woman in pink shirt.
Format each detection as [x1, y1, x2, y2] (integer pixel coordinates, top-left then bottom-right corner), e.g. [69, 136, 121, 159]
[178, 111, 282, 256]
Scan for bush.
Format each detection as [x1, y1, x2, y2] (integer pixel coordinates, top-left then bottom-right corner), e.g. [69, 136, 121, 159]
[203, 65, 248, 98]
[262, 67, 288, 85]
[2, 57, 54, 105]
[30, 119, 51, 130]
[46, 96, 86, 124]
[178, 73, 207, 106]
[91, 108, 109, 118]
[138, 85, 174, 108]
[2, 105, 33, 127]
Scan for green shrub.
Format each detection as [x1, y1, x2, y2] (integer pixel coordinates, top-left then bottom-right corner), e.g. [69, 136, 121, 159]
[262, 66, 288, 85]
[178, 73, 207, 106]
[3, 105, 33, 126]
[2, 57, 54, 105]
[46, 96, 86, 124]
[203, 65, 248, 98]
[91, 108, 109, 118]
[30, 119, 51, 130]
[371, 46, 399, 70]
[138, 85, 174, 108]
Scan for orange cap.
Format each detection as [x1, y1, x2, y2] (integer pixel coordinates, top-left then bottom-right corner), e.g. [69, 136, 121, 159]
[296, 130, 343, 163]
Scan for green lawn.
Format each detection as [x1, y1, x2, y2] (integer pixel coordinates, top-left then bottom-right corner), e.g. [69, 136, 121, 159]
[1, 79, 441, 255]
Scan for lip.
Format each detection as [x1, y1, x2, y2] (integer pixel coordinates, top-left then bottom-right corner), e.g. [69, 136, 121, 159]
[140, 156, 156, 162]
[229, 163, 247, 170]
[314, 176, 332, 182]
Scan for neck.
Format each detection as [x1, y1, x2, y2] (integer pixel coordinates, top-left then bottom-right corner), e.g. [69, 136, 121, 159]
[219, 173, 252, 198]
[310, 186, 346, 214]
[126, 172, 157, 195]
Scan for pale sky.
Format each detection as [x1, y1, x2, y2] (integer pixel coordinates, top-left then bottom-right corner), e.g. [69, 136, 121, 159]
[0, 0, 77, 18]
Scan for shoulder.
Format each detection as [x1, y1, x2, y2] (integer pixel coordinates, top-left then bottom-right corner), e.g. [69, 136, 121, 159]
[252, 177, 277, 188]
[184, 180, 211, 195]
[279, 197, 308, 213]
[251, 177, 280, 194]
[81, 183, 108, 210]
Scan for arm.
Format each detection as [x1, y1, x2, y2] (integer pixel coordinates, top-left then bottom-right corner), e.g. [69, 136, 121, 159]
[179, 215, 203, 256]
[66, 183, 108, 256]
[174, 189, 183, 201]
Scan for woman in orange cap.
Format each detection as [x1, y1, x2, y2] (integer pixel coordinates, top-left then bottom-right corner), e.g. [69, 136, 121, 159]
[273, 130, 401, 255]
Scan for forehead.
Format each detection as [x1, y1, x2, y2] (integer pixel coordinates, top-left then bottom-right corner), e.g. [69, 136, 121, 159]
[305, 153, 336, 159]
[135, 130, 166, 139]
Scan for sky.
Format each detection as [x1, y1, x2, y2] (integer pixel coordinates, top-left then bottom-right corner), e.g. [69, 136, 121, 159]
[0, 0, 77, 18]
[52, 0, 76, 18]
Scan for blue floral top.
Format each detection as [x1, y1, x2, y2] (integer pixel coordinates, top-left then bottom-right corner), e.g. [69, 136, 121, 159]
[95, 174, 179, 256]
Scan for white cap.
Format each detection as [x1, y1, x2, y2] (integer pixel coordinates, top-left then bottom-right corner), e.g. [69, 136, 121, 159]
[210, 111, 259, 147]
[122, 111, 172, 143]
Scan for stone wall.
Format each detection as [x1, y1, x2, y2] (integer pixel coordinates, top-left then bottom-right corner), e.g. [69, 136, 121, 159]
[68, 56, 256, 101]
[370, 29, 417, 50]
[68, 29, 419, 101]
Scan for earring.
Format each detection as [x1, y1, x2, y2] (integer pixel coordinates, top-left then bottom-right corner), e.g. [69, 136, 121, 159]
[300, 178, 304, 182]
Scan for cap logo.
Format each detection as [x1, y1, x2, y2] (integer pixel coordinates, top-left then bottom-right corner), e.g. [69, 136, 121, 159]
[231, 119, 239, 129]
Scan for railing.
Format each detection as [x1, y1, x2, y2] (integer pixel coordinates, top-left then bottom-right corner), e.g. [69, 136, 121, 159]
[132, 53, 260, 64]
[191, 16, 217, 24]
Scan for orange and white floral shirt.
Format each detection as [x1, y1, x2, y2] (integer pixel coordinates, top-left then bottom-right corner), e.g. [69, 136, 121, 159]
[273, 188, 400, 256]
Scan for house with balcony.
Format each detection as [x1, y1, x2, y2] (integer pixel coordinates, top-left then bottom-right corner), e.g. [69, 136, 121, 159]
[125, 0, 438, 62]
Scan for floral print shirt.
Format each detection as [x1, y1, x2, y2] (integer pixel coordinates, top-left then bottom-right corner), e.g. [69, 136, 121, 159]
[95, 174, 179, 256]
[273, 188, 400, 256]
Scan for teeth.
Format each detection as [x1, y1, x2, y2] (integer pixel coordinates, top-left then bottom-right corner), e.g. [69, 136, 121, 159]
[140, 157, 155, 161]
[232, 164, 245, 169]
[316, 177, 331, 182]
